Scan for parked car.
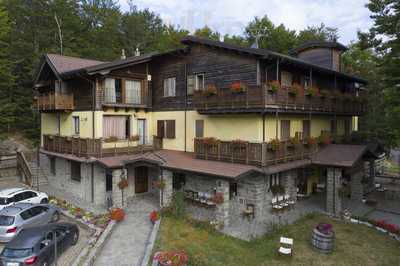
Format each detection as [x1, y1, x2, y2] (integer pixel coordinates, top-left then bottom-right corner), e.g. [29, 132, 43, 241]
[0, 203, 60, 242]
[0, 223, 79, 266]
[0, 188, 48, 210]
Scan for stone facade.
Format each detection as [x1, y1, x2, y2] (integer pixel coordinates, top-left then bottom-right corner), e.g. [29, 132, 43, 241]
[350, 170, 364, 201]
[161, 169, 173, 207]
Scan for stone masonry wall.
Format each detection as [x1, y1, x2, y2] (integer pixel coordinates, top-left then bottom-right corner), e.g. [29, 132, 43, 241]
[326, 167, 342, 216]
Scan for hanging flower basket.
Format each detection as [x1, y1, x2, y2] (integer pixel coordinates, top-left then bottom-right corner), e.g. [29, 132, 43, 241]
[203, 84, 217, 97]
[117, 178, 129, 190]
[267, 80, 281, 93]
[230, 81, 248, 94]
[154, 250, 188, 266]
[268, 139, 281, 151]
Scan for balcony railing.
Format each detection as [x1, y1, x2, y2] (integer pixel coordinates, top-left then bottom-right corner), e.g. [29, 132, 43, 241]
[42, 134, 163, 158]
[194, 138, 319, 167]
[193, 85, 365, 115]
[101, 87, 150, 108]
[33, 92, 74, 111]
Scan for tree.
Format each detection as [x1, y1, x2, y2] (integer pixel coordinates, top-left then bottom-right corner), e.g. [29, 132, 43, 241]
[297, 23, 339, 44]
[194, 25, 221, 41]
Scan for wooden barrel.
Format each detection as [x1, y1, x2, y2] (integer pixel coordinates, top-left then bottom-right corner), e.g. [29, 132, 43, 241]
[311, 228, 335, 253]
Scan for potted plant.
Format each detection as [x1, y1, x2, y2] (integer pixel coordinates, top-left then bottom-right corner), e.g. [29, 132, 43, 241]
[118, 178, 129, 206]
[268, 138, 281, 151]
[305, 86, 319, 97]
[306, 136, 317, 146]
[230, 81, 248, 94]
[204, 84, 217, 96]
[212, 192, 224, 205]
[154, 250, 188, 266]
[110, 208, 125, 222]
[267, 80, 281, 93]
[288, 83, 301, 97]
[149, 210, 160, 224]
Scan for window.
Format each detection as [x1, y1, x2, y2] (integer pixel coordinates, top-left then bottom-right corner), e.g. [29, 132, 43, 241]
[157, 120, 175, 139]
[24, 191, 37, 199]
[172, 173, 186, 191]
[125, 80, 141, 104]
[302, 120, 311, 139]
[20, 210, 33, 220]
[269, 173, 281, 188]
[103, 116, 130, 139]
[195, 74, 205, 91]
[280, 120, 291, 141]
[14, 192, 25, 202]
[187, 75, 195, 95]
[281, 71, 293, 87]
[71, 161, 81, 182]
[195, 120, 204, 138]
[104, 78, 122, 103]
[29, 206, 44, 217]
[163, 77, 176, 97]
[229, 182, 238, 200]
[50, 157, 56, 175]
[56, 113, 61, 135]
[73, 116, 80, 135]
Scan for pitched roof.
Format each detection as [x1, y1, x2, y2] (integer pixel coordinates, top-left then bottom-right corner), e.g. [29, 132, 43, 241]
[181, 36, 366, 84]
[96, 150, 262, 179]
[46, 54, 104, 75]
[290, 41, 348, 55]
[311, 144, 374, 168]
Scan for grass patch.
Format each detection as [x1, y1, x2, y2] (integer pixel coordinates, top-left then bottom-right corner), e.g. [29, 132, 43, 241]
[153, 213, 400, 266]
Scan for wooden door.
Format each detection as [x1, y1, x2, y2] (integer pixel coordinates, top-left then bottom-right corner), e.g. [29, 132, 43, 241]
[135, 166, 148, 193]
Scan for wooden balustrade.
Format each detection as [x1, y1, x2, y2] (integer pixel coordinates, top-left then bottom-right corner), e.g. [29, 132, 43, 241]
[194, 138, 319, 167]
[193, 85, 365, 115]
[16, 150, 32, 186]
[33, 92, 74, 111]
[42, 135, 162, 158]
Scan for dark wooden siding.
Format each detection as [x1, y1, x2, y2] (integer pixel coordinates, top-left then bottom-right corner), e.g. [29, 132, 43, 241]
[67, 79, 93, 111]
[297, 48, 333, 70]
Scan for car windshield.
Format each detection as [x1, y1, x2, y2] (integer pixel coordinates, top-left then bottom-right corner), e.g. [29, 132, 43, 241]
[2, 248, 32, 258]
[0, 197, 10, 205]
[0, 215, 14, 226]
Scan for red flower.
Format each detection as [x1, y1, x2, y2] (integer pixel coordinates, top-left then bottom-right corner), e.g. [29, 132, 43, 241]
[149, 210, 160, 224]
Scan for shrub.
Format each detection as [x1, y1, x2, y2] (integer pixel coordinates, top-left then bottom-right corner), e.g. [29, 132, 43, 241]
[110, 208, 125, 222]
[154, 250, 188, 266]
[171, 191, 186, 218]
[150, 210, 160, 224]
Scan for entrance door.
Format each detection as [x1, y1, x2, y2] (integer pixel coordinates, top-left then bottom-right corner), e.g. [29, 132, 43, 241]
[138, 119, 146, 145]
[135, 166, 148, 193]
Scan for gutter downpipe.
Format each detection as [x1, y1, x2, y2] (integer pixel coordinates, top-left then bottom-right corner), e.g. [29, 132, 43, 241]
[184, 63, 188, 152]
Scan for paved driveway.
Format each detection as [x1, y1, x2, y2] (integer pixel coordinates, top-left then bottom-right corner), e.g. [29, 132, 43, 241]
[94, 195, 159, 266]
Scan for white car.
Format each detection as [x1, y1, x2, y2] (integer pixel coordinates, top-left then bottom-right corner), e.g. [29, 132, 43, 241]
[0, 188, 48, 211]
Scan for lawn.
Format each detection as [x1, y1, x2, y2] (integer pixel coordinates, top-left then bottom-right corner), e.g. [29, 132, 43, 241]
[153, 213, 400, 266]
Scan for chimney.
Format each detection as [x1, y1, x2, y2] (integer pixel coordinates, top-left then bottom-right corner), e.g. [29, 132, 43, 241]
[135, 47, 140, 57]
[121, 49, 126, 60]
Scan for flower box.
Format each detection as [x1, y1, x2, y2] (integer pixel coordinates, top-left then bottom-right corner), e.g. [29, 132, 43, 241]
[230, 81, 248, 94]
[267, 80, 281, 93]
[204, 84, 217, 96]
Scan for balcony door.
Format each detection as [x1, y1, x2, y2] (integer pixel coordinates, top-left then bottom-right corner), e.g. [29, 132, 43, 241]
[125, 80, 141, 104]
[138, 119, 146, 145]
[280, 120, 291, 141]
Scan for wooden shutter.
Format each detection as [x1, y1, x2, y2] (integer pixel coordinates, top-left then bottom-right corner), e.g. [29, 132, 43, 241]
[195, 120, 204, 138]
[302, 120, 311, 139]
[157, 120, 165, 138]
[280, 120, 291, 141]
[166, 120, 175, 138]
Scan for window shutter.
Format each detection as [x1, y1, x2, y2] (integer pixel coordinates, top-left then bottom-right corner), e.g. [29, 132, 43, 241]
[166, 120, 175, 138]
[195, 120, 204, 138]
[157, 120, 165, 138]
[187, 75, 195, 95]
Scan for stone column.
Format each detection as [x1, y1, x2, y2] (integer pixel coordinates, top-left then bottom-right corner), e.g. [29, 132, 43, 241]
[351, 170, 364, 201]
[215, 179, 230, 226]
[326, 167, 342, 216]
[112, 168, 124, 208]
[283, 170, 297, 202]
[161, 169, 173, 207]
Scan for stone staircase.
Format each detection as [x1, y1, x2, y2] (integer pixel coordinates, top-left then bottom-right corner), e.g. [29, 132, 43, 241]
[28, 161, 49, 189]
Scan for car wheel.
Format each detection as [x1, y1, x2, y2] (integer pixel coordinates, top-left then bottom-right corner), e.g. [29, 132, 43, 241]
[51, 211, 60, 222]
[71, 231, 79, 246]
[40, 198, 49, 204]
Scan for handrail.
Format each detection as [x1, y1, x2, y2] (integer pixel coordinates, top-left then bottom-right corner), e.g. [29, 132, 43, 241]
[16, 150, 33, 186]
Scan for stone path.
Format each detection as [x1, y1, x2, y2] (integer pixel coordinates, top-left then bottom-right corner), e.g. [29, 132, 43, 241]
[94, 195, 159, 266]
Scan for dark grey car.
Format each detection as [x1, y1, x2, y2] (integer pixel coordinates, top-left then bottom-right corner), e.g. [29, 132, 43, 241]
[0, 223, 79, 266]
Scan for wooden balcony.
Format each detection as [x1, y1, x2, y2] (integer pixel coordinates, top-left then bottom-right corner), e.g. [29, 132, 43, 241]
[193, 85, 365, 115]
[42, 134, 163, 158]
[33, 92, 74, 111]
[194, 138, 319, 167]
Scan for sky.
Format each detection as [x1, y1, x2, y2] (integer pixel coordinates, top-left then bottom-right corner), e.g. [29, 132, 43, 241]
[119, 0, 373, 44]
